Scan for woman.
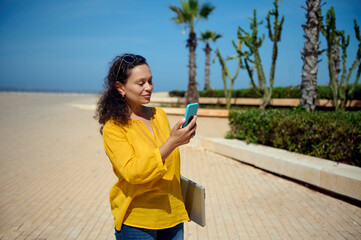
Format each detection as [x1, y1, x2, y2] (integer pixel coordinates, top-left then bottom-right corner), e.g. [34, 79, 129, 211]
[95, 53, 197, 240]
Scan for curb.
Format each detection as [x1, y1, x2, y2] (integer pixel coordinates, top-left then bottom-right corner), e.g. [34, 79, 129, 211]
[162, 107, 228, 118]
[201, 137, 361, 202]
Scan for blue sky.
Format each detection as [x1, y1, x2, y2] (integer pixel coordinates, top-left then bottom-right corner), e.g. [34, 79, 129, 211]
[0, 0, 360, 92]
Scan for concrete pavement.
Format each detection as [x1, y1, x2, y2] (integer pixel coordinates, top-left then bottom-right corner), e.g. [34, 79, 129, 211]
[0, 92, 360, 240]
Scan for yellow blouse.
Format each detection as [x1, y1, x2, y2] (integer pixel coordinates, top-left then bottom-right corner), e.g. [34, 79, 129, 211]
[102, 107, 189, 231]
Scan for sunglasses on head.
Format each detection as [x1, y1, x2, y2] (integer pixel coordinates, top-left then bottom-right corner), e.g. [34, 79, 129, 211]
[115, 54, 146, 81]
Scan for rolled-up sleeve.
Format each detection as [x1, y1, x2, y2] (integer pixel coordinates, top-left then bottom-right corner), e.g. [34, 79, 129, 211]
[103, 123, 167, 185]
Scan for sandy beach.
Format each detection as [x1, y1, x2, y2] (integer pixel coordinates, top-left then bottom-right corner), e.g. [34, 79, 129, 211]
[1, 92, 360, 240]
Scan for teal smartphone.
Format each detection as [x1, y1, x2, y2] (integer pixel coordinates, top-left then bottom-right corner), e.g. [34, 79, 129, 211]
[182, 103, 199, 128]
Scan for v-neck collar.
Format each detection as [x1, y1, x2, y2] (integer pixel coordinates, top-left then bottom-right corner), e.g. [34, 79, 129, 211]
[131, 107, 156, 139]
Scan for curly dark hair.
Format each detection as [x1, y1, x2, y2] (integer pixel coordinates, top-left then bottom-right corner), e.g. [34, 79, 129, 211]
[94, 53, 148, 130]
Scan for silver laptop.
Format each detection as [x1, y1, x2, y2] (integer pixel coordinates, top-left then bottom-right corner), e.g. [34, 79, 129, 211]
[180, 176, 206, 227]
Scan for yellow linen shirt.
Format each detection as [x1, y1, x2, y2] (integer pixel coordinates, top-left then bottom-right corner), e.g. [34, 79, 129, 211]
[102, 107, 189, 231]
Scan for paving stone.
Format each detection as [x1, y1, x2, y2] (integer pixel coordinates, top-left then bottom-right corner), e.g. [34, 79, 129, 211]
[0, 92, 360, 240]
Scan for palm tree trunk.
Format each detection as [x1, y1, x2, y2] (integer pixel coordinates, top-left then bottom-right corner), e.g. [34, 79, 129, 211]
[186, 31, 199, 104]
[300, 0, 322, 112]
[204, 43, 211, 90]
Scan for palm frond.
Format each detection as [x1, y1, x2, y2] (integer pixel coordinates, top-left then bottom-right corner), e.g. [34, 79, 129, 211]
[181, 0, 191, 15]
[199, 30, 212, 40]
[188, 0, 199, 16]
[199, 29, 222, 43]
[212, 33, 222, 41]
[169, 5, 186, 24]
[169, 5, 180, 13]
[199, 3, 215, 19]
[169, 0, 215, 33]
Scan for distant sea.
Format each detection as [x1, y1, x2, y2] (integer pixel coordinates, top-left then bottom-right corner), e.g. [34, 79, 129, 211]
[0, 86, 100, 94]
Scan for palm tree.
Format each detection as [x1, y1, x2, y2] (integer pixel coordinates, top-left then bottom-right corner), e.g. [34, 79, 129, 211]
[300, 0, 324, 111]
[199, 30, 222, 90]
[169, 0, 215, 104]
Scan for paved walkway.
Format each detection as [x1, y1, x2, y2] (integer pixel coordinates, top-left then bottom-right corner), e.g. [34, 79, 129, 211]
[0, 92, 360, 240]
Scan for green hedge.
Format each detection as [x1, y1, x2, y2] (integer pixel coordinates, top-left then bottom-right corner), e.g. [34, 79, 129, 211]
[169, 85, 361, 100]
[169, 90, 186, 97]
[227, 109, 361, 167]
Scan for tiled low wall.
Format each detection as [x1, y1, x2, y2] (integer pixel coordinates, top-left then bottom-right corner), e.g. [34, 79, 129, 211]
[201, 137, 361, 202]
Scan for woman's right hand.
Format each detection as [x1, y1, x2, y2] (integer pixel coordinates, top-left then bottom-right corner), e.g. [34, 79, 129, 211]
[169, 116, 197, 147]
[159, 116, 197, 162]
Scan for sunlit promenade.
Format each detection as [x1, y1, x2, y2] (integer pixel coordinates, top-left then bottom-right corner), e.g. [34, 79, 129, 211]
[0, 92, 360, 240]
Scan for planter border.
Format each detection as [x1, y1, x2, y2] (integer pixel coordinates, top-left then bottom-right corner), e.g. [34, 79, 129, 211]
[201, 137, 361, 202]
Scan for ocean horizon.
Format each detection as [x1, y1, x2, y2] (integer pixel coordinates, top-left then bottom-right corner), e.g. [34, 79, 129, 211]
[0, 86, 101, 94]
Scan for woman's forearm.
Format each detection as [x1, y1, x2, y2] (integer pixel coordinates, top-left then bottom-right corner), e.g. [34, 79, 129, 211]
[159, 116, 197, 163]
[159, 138, 177, 163]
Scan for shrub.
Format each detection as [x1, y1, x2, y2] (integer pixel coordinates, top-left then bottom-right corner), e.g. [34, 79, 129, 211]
[272, 86, 300, 98]
[199, 89, 225, 98]
[199, 88, 262, 98]
[228, 109, 361, 166]
[169, 90, 186, 97]
[317, 85, 333, 99]
[170, 85, 361, 100]
[348, 84, 361, 100]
